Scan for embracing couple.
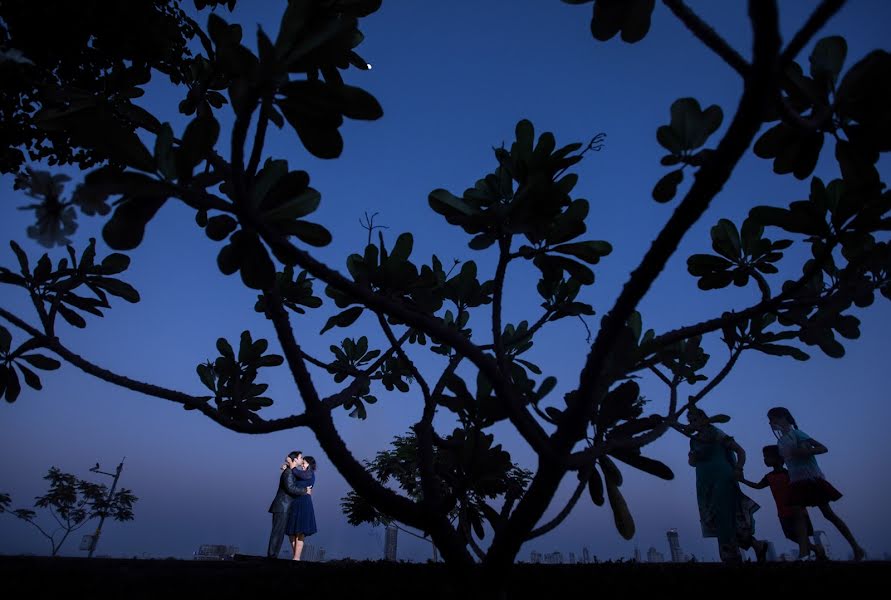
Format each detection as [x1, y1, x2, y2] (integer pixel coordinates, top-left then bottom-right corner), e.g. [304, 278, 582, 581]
[267, 450, 318, 560]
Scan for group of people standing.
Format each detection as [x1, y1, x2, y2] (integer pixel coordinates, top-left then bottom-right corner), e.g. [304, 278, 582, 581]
[680, 406, 865, 562]
[262, 406, 863, 564]
[267, 450, 318, 560]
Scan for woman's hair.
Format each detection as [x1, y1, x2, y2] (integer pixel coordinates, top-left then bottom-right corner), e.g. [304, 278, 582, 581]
[767, 406, 798, 428]
[304, 456, 317, 471]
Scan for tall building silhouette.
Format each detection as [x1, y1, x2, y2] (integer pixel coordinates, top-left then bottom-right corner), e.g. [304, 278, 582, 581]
[569, 552, 576, 564]
[666, 529, 683, 562]
[765, 541, 777, 562]
[530, 550, 542, 563]
[581, 546, 590, 564]
[633, 545, 641, 562]
[544, 551, 564, 564]
[384, 525, 398, 561]
[814, 530, 831, 558]
[647, 546, 665, 563]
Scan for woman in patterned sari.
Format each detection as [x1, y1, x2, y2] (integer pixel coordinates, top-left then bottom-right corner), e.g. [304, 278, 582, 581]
[681, 407, 768, 563]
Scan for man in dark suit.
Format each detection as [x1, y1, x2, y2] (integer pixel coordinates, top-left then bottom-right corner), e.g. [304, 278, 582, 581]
[267, 450, 312, 558]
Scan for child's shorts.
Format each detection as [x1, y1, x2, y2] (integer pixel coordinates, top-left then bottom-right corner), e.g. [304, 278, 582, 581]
[779, 511, 814, 542]
[788, 478, 843, 506]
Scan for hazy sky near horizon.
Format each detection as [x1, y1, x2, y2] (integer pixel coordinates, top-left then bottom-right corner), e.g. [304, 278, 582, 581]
[2, 1, 890, 562]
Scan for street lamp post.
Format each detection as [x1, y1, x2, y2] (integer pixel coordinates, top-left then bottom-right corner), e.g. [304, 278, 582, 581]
[87, 457, 125, 558]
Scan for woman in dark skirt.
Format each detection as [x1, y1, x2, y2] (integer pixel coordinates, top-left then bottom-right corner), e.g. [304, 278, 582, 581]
[768, 407, 865, 561]
[285, 455, 317, 560]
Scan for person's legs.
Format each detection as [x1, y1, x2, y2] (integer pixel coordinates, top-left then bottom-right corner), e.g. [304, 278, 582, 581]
[818, 503, 864, 560]
[267, 512, 286, 558]
[712, 479, 740, 563]
[293, 533, 305, 561]
[792, 509, 810, 558]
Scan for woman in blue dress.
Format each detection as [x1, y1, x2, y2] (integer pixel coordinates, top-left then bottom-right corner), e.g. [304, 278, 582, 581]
[285, 455, 317, 560]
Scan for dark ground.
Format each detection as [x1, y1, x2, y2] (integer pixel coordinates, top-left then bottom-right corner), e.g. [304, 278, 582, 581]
[1, 555, 887, 599]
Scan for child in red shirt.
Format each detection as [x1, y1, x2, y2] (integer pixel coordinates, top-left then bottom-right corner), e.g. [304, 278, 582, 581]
[740, 445, 826, 560]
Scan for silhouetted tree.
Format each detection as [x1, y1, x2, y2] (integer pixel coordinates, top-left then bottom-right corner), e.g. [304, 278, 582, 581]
[1, 467, 137, 556]
[1, 0, 889, 595]
[341, 430, 533, 561]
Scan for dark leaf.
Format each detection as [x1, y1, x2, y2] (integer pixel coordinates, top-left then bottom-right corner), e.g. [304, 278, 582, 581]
[652, 169, 683, 203]
[57, 305, 87, 328]
[17, 363, 42, 390]
[321, 307, 364, 335]
[176, 114, 220, 178]
[551, 241, 613, 264]
[3, 366, 21, 402]
[102, 196, 168, 251]
[289, 221, 332, 247]
[610, 451, 674, 480]
[606, 479, 635, 539]
[20, 354, 61, 370]
[206, 215, 238, 241]
[587, 468, 605, 506]
[809, 36, 847, 87]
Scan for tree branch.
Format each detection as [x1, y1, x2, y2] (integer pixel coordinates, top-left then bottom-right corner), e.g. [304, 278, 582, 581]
[649, 364, 673, 387]
[750, 268, 771, 301]
[492, 238, 511, 375]
[375, 313, 444, 514]
[246, 98, 270, 179]
[0, 306, 319, 433]
[781, 0, 847, 64]
[690, 345, 744, 403]
[257, 236, 556, 461]
[646, 242, 838, 352]
[663, 0, 750, 77]
[486, 10, 783, 565]
[480, 308, 553, 352]
[525, 474, 589, 540]
[562, 0, 781, 453]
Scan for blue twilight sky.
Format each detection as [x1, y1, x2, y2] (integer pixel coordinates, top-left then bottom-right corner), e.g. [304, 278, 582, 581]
[1, 1, 890, 562]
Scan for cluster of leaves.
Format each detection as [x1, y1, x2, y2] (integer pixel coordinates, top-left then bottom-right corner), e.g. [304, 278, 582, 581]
[430, 120, 612, 287]
[754, 38, 890, 181]
[562, 0, 656, 44]
[9, 1, 385, 293]
[0, 238, 140, 402]
[254, 265, 323, 315]
[328, 336, 380, 418]
[0, 0, 196, 174]
[723, 313, 810, 361]
[12, 169, 118, 248]
[684, 172, 888, 365]
[687, 218, 792, 290]
[195, 330, 283, 422]
[341, 429, 531, 546]
[0, 325, 60, 403]
[653, 98, 723, 203]
[1, 239, 139, 326]
[323, 233, 445, 332]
